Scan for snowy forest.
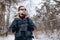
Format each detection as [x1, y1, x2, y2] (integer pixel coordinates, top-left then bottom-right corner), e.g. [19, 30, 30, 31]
[0, 0, 60, 40]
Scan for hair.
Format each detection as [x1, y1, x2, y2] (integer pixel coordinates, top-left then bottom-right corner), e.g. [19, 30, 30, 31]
[18, 6, 25, 11]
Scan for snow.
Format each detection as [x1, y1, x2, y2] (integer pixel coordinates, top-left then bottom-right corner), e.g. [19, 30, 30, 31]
[0, 30, 60, 40]
[0, 35, 15, 40]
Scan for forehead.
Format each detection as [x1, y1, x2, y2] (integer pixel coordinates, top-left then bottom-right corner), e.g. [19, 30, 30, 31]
[20, 7, 26, 9]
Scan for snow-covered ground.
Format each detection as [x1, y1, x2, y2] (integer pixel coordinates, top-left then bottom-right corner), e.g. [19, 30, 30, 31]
[0, 35, 15, 40]
[0, 30, 60, 40]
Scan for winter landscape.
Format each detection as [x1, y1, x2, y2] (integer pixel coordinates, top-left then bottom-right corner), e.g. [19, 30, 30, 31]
[0, 0, 60, 40]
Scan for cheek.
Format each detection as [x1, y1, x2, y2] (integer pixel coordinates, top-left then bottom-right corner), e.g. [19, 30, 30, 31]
[24, 11, 27, 13]
[18, 11, 23, 13]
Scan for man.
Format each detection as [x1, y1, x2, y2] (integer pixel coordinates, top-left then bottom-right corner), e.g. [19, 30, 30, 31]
[9, 6, 36, 40]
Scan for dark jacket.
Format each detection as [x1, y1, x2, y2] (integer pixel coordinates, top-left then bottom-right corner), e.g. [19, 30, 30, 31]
[9, 17, 36, 39]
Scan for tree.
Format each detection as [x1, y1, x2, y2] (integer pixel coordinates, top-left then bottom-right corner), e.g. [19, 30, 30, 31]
[0, 0, 18, 36]
[33, 0, 60, 31]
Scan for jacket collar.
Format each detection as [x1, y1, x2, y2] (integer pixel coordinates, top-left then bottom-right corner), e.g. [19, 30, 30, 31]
[16, 15, 28, 19]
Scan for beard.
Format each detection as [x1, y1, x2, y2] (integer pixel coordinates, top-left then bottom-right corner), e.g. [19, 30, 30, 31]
[19, 13, 26, 18]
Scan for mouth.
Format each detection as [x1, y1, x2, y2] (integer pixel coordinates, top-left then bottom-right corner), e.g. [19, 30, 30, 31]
[21, 13, 24, 15]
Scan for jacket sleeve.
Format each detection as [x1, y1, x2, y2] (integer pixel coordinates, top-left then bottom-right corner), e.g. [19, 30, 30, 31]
[9, 18, 17, 33]
[28, 18, 36, 31]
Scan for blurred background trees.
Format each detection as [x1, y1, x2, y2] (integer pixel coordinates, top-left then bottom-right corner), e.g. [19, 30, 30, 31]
[0, 0, 18, 35]
[34, 0, 60, 31]
[0, 0, 60, 36]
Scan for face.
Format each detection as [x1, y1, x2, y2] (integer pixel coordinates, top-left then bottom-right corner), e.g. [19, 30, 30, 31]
[18, 6, 27, 17]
